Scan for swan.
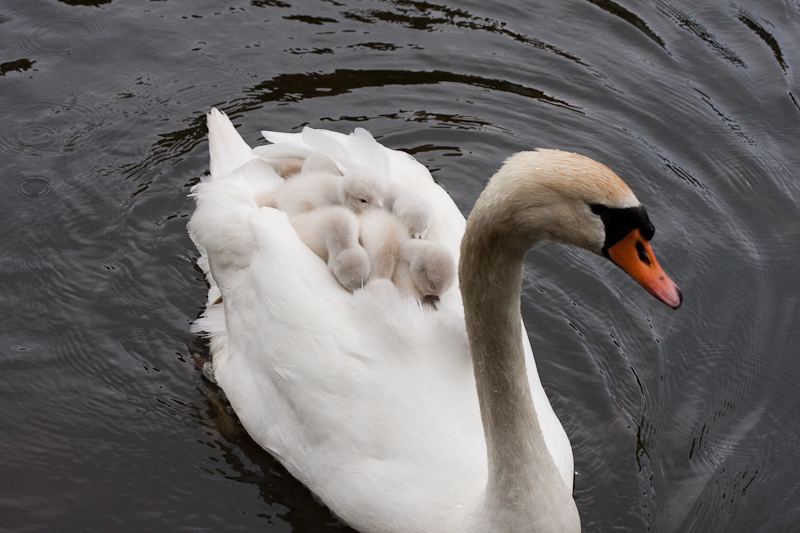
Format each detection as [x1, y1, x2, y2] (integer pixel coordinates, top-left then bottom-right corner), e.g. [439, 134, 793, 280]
[290, 206, 371, 292]
[257, 161, 386, 214]
[384, 182, 432, 239]
[188, 109, 681, 532]
[359, 208, 455, 301]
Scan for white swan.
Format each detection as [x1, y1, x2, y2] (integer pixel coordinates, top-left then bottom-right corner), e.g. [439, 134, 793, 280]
[188, 109, 681, 532]
[359, 208, 455, 301]
[290, 206, 371, 292]
[384, 182, 432, 239]
[258, 164, 386, 215]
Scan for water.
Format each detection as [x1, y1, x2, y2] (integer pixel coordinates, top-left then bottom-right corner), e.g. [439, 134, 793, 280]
[1, 0, 798, 531]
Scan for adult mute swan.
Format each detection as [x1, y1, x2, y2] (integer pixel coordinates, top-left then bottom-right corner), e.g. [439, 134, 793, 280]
[188, 109, 681, 533]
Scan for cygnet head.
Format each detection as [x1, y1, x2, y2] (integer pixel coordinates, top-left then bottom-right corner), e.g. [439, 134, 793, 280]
[402, 240, 456, 299]
[341, 171, 385, 214]
[388, 185, 432, 239]
[331, 246, 370, 292]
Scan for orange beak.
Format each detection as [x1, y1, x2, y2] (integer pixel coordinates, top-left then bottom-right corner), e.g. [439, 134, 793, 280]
[606, 229, 682, 309]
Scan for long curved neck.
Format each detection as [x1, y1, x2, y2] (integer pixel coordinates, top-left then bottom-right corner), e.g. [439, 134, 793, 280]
[459, 189, 580, 530]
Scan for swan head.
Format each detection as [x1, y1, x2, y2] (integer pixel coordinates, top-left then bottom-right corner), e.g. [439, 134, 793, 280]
[340, 170, 386, 214]
[470, 149, 681, 308]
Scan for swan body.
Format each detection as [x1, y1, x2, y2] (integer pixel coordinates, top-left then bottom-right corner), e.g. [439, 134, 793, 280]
[189, 109, 680, 532]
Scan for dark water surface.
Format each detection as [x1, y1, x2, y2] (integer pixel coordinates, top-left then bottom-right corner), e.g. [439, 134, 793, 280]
[1, 0, 799, 531]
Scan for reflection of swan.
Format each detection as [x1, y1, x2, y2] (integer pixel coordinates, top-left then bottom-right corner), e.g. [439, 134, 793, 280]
[189, 109, 681, 532]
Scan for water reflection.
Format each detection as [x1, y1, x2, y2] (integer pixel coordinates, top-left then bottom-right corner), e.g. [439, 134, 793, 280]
[585, 0, 666, 47]
[57, 0, 113, 5]
[0, 58, 35, 76]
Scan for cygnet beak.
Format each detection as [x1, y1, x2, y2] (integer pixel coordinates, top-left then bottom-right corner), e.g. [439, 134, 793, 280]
[422, 294, 440, 307]
[606, 228, 682, 309]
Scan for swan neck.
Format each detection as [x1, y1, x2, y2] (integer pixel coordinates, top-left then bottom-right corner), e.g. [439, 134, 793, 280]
[460, 230, 551, 486]
[460, 200, 578, 528]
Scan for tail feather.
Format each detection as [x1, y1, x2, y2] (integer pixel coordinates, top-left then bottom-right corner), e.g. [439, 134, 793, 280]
[207, 108, 255, 179]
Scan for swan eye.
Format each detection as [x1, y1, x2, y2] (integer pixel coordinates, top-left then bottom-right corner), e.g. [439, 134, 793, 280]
[360, 198, 368, 203]
[589, 203, 609, 216]
[589, 203, 655, 255]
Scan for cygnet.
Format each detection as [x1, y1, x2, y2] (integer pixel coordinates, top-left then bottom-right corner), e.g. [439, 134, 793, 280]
[266, 152, 342, 179]
[359, 208, 409, 281]
[272, 157, 305, 178]
[290, 206, 370, 292]
[385, 183, 432, 239]
[394, 239, 456, 302]
[259, 166, 384, 215]
[359, 209, 455, 302]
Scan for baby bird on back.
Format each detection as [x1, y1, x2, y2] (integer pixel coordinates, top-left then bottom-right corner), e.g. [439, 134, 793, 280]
[258, 153, 385, 215]
[359, 209, 455, 302]
[290, 205, 370, 293]
[264, 152, 454, 301]
[259, 154, 376, 291]
[385, 183, 432, 240]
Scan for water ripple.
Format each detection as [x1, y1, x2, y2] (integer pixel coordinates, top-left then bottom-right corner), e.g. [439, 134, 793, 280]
[584, 0, 666, 48]
[16, 177, 54, 199]
[340, 0, 587, 65]
[737, 10, 787, 71]
[656, 2, 746, 67]
[121, 68, 580, 186]
[18, 14, 105, 57]
[0, 97, 94, 159]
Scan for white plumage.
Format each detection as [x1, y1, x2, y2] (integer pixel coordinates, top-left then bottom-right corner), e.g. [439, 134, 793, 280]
[188, 108, 681, 532]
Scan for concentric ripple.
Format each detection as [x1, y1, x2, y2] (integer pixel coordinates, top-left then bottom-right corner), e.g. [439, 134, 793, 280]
[0, 98, 93, 159]
[12, 121, 61, 149]
[16, 177, 54, 199]
[18, 15, 105, 57]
